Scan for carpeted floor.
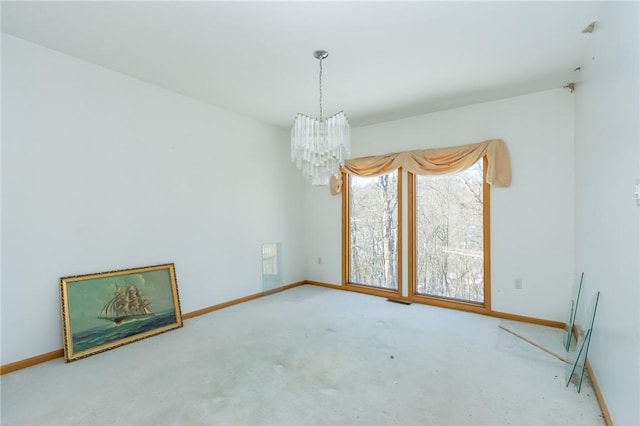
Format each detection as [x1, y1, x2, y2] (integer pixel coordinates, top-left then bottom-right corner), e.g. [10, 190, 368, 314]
[1, 285, 604, 425]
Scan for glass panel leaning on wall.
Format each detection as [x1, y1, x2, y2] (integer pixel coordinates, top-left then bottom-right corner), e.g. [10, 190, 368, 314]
[262, 243, 283, 292]
[414, 159, 484, 304]
[348, 170, 399, 290]
[564, 272, 584, 351]
[565, 291, 600, 393]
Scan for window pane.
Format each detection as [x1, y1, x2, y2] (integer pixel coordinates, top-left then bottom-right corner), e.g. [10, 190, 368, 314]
[349, 171, 398, 290]
[415, 161, 484, 303]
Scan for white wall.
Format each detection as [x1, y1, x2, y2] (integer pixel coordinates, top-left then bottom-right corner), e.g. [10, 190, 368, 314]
[306, 89, 576, 322]
[1, 35, 306, 365]
[573, 2, 639, 424]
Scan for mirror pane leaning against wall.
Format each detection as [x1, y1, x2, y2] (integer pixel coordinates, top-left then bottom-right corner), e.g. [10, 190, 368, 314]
[262, 243, 283, 292]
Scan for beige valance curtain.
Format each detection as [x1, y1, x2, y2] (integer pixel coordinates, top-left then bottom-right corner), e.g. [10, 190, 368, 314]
[330, 139, 511, 195]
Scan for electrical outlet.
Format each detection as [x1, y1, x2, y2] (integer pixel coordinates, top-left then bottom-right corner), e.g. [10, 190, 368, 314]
[514, 279, 523, 289]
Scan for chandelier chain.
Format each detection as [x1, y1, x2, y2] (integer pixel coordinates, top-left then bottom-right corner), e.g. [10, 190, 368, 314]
[318, 57, 323, 122]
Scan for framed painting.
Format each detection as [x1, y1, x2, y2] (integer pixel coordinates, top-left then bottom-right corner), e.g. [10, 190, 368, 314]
[60, 263, 183, 362]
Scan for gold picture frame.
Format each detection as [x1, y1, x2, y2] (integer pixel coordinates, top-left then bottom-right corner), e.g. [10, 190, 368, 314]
[60, 263, 183, 362]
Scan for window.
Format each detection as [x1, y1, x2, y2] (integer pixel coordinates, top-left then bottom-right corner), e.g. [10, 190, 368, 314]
[343, 158, 490, 312]
[344, 170, 401, 294]
[411, 159, 488, 306]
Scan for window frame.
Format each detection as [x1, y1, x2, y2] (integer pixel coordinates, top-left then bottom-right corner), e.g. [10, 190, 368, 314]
[408, 157, 491, 313]
[342, 169, 403, 299]
[341, 158, 491, 315]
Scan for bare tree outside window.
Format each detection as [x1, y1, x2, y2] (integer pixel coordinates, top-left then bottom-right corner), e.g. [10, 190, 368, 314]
[415, 160, 484, 303]
[348, 171, 398, 290]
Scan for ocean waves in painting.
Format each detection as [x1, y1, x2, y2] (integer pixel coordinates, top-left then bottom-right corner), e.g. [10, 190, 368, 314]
[72, 311, 177, 353]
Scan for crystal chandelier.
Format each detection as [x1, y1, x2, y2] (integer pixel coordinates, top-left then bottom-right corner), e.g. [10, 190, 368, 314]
[291, 50, 350, 185]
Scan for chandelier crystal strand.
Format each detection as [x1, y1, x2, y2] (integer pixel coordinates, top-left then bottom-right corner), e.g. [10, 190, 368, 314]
[291, 50, 350, 186]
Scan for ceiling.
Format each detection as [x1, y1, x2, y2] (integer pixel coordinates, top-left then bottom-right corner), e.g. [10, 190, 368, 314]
[1, 1, 600, 129]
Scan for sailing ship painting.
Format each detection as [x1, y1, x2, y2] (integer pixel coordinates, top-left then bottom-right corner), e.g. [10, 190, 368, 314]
[60, 263, 183, 362]
[99, 283, 154, 325]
